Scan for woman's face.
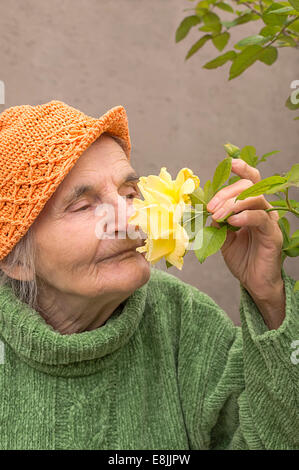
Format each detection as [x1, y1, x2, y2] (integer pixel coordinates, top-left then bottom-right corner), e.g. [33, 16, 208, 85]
[31, 135, 151, 301]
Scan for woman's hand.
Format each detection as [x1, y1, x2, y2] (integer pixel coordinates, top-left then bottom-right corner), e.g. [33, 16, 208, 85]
[207, 158, 285, 329]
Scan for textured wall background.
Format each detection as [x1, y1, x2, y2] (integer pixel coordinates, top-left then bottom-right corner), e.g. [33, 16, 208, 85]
[0, 0, 298, 324]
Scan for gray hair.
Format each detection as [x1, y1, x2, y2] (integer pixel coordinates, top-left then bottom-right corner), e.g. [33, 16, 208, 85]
[0, 132, 129, 310]
[0, 226, 38, 310]
[98, 131, 129, 157]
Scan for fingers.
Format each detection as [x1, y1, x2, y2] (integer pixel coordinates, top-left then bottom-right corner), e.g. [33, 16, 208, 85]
[207, 159, 281, 230]
[228, 209, 280, 238]
[207, 179, 253, 212]
[231, 158, 261, 184]
[207, 159, 261, 213]
[212, 194, 270, 222]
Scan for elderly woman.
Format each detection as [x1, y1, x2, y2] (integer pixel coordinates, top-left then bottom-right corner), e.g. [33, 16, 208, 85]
[0, 100, 297, 450]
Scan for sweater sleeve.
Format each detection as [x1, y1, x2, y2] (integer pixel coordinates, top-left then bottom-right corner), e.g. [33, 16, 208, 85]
[177, 267, 299, 450]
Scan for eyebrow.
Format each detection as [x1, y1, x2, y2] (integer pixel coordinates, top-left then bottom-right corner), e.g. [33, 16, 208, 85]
[62, 171, 140, 208]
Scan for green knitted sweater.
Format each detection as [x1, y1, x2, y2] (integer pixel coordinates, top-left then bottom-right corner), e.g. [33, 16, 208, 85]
[0, 266, 298, 450]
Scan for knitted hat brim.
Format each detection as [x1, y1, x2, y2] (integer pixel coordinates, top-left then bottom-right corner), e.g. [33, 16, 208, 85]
[0, 101, 131, 261]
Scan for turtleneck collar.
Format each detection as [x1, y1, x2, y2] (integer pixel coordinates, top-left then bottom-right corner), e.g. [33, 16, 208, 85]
[0, 281, 149, 377]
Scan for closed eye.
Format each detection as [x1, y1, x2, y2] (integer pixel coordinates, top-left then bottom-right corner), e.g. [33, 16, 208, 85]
[74, 192, 139, 211]
[74, 205, 91, 212]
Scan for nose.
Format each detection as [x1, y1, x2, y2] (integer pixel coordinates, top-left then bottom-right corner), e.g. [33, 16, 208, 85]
[94, 193, 138, 240]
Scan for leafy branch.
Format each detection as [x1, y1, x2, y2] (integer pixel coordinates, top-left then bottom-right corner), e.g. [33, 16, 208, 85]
[173, 1, 299, 291]
[176, 1, 299, 80]
[170, 142, 299, 291]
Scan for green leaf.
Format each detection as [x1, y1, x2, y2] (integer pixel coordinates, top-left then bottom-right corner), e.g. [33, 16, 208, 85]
[240, 145, 259, 167]
[273, 208, 289, 218]
[227, 175, 241, 185]
[269, 6, 296, 14]
[185, 34, 212, 59]
[236, 35, 271, 47]
[195, 7, 209, 17]
[202, 212, 209, 228]
[287, 19, 299, 32]
[294, 280, 299, 291]
[269, 199, 299, 217]
[212, 31, 230, 51]
[270, 199, 299, 208]
[215, 2, 234, 13]
[222, 20, 235, 29]
[285, 95, 299, 110]
[201, 11, 222, 33]
[185, 210, 208, 242]
[258, 150, 280, 163]
[190, 186, 206, 205]
[263, 3, 289, 26]
[203, 179, 214, 202]
[194, 225, 227, 263]
[258, 47, 278, 65]
[165, 260, 173, 269]
[203, 50, 236, 68]
[283, 237, 299, 257]
[285, 163, 299, 186]
[196, 0, 211, 8]
[229, 45, 263, 80]
[175, 15, 202, 42]
[190, 186, 206, 206]
[279, 216, 290, 237]
[260, 25, 281, 36]
[183, 209, 197, 242]
[289, 0, 299, 11]
[222, 12, 259, 30]
[276, 35, 298, 47]
[235, 175, 288, 201]
[203, 11, 221, 25]
[200, 25, 221, 32]
[278, 217, 291, 260]
[291, 229, 299, 238]
[212, 157, 232, 193]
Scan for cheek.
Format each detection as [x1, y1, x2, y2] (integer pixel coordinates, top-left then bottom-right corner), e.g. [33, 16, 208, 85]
[34, 220, 98, 275]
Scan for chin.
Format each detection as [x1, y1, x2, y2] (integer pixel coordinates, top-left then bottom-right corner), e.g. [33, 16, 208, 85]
[100, 252, 151, 294]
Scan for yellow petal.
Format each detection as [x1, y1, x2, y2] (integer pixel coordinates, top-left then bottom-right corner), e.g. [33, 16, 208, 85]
[145, 175, 173, 196]
[180, 178, 196, 196]
[173, 168, 200, 204]
[146, 237, 175, 263]
[173, 201, 186, 224]
[141, 185, 174, 207]
[159, 167, 173, 184]
[136, 245, 147, 253]
[128, 201, 158, 234]
[174, 224, 189, 254]
[165, 253, 183, 270]
[165, 225, 189, 270]
[146, 205, 174, 239]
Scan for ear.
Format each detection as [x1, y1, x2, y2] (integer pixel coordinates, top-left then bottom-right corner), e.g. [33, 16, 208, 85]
[0, 261, 34, 281]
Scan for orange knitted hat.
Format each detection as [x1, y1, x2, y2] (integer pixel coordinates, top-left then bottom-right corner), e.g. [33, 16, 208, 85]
[0, 100, 132, 261]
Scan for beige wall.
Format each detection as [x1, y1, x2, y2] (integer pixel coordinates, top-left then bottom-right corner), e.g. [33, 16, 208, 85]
[0, 0, 298, 324]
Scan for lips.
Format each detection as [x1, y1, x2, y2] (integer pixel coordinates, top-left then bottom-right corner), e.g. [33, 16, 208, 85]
[100, 244, 143, 262]
[113, 248, 137, 258]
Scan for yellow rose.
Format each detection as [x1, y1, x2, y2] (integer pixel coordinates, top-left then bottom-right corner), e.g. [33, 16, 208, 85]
[137, 167, 200, 206]
[128, 167, 200, 270]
